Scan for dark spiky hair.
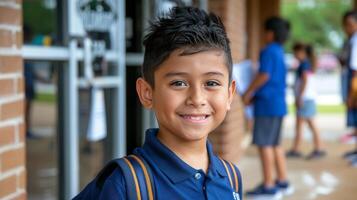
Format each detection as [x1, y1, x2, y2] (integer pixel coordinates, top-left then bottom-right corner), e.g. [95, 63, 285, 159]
[142, 6, 232, 87]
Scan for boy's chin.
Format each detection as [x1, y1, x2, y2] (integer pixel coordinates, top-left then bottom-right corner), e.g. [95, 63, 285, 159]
[176, 129, 212, 142]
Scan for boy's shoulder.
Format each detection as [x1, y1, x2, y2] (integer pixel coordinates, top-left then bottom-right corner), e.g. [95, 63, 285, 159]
[99, 153, 154, 199]
[263, 42, 282, 52]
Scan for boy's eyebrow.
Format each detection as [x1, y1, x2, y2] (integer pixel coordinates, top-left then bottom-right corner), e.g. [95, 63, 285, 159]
[164, 72, 189, 78]
[203, 71, 225, 77]
[164, 71, 225, 78]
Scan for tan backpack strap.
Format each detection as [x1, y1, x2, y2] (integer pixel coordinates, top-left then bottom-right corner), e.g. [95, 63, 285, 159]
[228, 162, 239, 192]
[129, 155, 154, 200]
[123, 157, 142, 200]
[219, 158, 233, 189]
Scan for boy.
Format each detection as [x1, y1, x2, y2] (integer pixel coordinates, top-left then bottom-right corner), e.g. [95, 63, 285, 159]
[341, 10, 357, 167]
[242, 16, 292, 198]
[76, 7, 242, 199]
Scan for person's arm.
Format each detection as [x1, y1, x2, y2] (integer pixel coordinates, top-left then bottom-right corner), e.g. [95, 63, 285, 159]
[243, 49, 273, 105]
[242, 73, 269, 105]
[348, 39, 357, 108]
[348, 70, 357, 108]
[296, 72, 307, 108]
[296, 66, 308, 108]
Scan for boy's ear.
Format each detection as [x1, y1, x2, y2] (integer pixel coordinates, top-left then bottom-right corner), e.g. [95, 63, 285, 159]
[136, 78, 153, 109]
[227, 80, 236, 111]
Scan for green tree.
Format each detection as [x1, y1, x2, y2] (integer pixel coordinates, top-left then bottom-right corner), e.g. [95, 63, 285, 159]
[281, 0, 352, 52]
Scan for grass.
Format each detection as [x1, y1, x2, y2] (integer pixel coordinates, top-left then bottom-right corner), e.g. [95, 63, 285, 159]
[34, 93, 57, 103]
[288, 104, 345, 114]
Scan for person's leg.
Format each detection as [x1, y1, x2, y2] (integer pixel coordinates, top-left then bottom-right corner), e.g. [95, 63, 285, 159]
[292, 116, 303, 151]
[274, 145, 288, 182]
[258, 146, 275, 187]
[306, 118, 322, 151]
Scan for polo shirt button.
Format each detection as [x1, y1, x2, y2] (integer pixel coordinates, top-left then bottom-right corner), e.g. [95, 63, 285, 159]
[194, 173, 201, 180]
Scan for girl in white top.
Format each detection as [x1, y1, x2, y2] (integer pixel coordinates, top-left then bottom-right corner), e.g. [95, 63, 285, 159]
[286, 42, 326, 160]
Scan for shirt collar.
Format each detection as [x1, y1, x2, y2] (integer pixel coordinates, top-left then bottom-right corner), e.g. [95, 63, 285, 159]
[141, 128, 227, 183]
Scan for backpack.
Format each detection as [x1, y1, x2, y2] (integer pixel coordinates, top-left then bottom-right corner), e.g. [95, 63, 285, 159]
[73, 155, 239, 200]
[73, 154, 155, 200]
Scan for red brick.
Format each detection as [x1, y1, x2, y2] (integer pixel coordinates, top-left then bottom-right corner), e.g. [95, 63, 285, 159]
[0, 29, 13, 47]
[1, 148, 25, 172]
[0, 56, 23, 73]
[0, 7, 21, 25]
[0, 79, 15, 96]
[0, 125, 15, 147]
[16, 77, 24, 94]
[0, 99, 24, 121]
[16, 31, 22, 48]
[0, 175, 17, 198]
[18, 122, 25, 143]
[17, 169, 26, 189]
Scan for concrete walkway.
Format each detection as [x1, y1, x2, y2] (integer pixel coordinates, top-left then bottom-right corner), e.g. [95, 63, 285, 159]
[240, 113, 357, 200]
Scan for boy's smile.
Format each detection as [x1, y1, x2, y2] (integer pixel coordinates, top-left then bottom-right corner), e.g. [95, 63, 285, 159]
[136, 49, 235, 144]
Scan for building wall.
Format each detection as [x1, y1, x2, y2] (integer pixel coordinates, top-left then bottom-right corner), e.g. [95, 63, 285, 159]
[0, 1, 26, 200]
[209, 0, 246, 62]
[208, 0, 246, 163]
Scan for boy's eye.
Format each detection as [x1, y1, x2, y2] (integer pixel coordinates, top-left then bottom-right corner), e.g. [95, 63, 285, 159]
[205, 80, 221, 87]
[170, 80, 187, 87]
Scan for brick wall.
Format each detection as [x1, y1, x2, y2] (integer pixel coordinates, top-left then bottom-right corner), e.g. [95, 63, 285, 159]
[209, 0, 246, 62]
[208, 0, 246, 163]
[0, 1, 26, 200]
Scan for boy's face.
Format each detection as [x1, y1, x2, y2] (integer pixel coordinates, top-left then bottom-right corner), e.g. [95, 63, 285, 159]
[343, 16, 357, 37]
[264, 30, 274, 43]
[136, 49, 235, 143]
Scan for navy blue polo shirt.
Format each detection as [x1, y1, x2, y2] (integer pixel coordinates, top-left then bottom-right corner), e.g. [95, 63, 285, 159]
[254, 42, 287, 117]
[99, 128, 243, 200]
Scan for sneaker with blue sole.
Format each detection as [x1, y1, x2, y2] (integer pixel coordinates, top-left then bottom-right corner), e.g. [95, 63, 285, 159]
[275, 180, 294, 196]
[246, 184, 282, 200]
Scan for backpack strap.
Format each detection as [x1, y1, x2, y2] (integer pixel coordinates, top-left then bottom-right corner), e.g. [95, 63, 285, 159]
[219, 158, 239, 193]
[128, 155, 155, 200]
[120, 157, 142, 200]
[115, 155, 155, 200]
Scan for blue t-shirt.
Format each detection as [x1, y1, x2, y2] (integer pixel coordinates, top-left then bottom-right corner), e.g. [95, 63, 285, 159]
[99, 128, 243, 200]
[254, 42, 287, 117]
[296, 59, 311, 80]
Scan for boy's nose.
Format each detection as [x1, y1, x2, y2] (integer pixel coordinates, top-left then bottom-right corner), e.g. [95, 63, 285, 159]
[186, 86, 207, 107]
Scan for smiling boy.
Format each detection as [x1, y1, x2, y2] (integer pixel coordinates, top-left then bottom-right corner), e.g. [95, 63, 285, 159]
[75, 6, 242, 200]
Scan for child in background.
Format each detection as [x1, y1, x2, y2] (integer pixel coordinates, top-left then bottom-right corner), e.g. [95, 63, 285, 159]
[286, 42, 326, 159]
[243, 16, 292, 198]
[341, 10, 357, 167]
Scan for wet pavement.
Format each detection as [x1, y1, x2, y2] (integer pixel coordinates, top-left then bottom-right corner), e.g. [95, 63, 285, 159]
[27, 101, 357, 199]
